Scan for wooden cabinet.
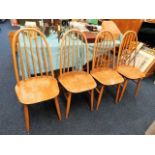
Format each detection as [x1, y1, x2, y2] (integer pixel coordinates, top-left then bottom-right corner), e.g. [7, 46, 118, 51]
[112, 19, 143, 34]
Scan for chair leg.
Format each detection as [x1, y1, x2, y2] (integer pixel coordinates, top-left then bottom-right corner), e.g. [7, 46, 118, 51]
[115, 83, 121, 103]
[96, 86, 104, 111]
[119, 79, 129, 102]
[134, 79, 142, 96]
[66, 92, 72, 119]
[90, 89, 94, 111]
[54, 97, 62, 120]
[24, 104, 30, 133]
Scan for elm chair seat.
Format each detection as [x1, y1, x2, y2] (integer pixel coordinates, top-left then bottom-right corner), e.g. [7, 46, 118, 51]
[59, 71, 96, 93]
[117, 65, 145, 80]
[15, 76, 59, 104]
[91, 68, 124, 86]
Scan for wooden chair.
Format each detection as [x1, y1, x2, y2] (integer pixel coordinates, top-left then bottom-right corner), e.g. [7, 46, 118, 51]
[117, 31, 145, 102]
[58, 29, 96, 118]
[11, 28, 62, 133]
[90, 31, 124, 110]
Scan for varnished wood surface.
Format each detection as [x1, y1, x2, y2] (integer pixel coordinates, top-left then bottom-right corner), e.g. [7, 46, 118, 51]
[12, 28, 54, 82]
[59, 29, 96, 118]
[11, 28, 62, 132]
[15, 76, 59, 104]
[91, 30, 124, 108]
[117, 65, 145, 80]
[91, 68, 124, 86]
[112, 19, 143, 34]
[60, 29, 89, 76]
[118, 79, 129, 102]
[117, 31, 138, 67]
[117, 31, 145, 80]
[24, 105, 30, 133]
[59, 71, 96, 93]
[8, 31, 16, 48]
[117, 31, 145, 101]
[101, 21, 121, 40]
[92, 31, 116, 70]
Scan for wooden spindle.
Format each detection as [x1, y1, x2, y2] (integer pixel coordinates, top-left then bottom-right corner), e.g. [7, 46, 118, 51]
[40, 38, 48, 75]
[34, 34, 43, 76]
[22, 32, 31, 78]
[27, 31, 37, 77]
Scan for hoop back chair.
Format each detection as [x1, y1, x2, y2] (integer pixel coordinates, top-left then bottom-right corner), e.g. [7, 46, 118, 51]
[117, 31, 145, 102]
[58, 29, 96, 118]
[11, 28, 61, 132]
[90, 31, 124, 110]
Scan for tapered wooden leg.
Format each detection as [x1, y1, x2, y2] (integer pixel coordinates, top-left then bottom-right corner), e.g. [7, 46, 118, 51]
[96, 86, 104, 111]
[119, 79, 129, 102]
[134, 79, 142, 96]
[115, 83, 121, 103]
[24, 104, 30, 133]
[66, 92, 72, 119]
[54, 97, 62, 120]
[90, 89, 94, 111]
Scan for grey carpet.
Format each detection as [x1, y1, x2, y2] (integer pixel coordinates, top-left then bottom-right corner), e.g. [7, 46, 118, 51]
[0, 20, 155, 135]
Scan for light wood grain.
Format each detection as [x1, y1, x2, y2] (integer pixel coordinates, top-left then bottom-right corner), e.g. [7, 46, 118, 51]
[59, 29, 96, 118]
[112, 19, 143, 34]
[134, 79, 142, 96]
[11, 28, 61, 132]
[91, 31, 124, 109]
[117, 31, 145, 101]
[91, 68, 124, 86]
[24, 104, 30, 133]
[59, 71, 96, 93]
[119, 79, 129, 102]
[117, 65, 145, 80]
[96, 86, 104, 111]
[15, 76, 59, 104]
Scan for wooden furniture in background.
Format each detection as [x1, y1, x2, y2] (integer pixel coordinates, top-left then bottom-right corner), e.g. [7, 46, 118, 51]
[144, 19, 155, 24]
[10, 28, 62, 132]
[90, 31, 124, 110]
[117, 31, 145, 102]
[82, 32, 97, 43]
[101, 21, 121, 40]
[112, 19, 143, 34]
[58, 29, 96, 118]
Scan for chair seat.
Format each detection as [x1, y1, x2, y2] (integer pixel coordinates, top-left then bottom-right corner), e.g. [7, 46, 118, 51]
[58, 71, 96, 93]
[117, 65, 145, 80]
[15, 76, 59, 104]
[90, 68, 124, 86]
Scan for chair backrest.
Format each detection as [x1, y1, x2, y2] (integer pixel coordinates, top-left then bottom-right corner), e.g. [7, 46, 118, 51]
[11, 28, 54, 83]
[117, 31, 138, 67]
[92, 31, 116, 71]
[60, 29, 89, 76]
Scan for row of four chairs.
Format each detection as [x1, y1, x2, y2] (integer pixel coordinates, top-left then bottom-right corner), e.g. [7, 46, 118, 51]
[10, 28, 145, 132]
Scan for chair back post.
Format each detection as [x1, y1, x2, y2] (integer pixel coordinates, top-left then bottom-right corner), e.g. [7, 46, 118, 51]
[60, 29, 89, 77]
[12, 28, 54, 83]
[12, 31, 20, 82]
